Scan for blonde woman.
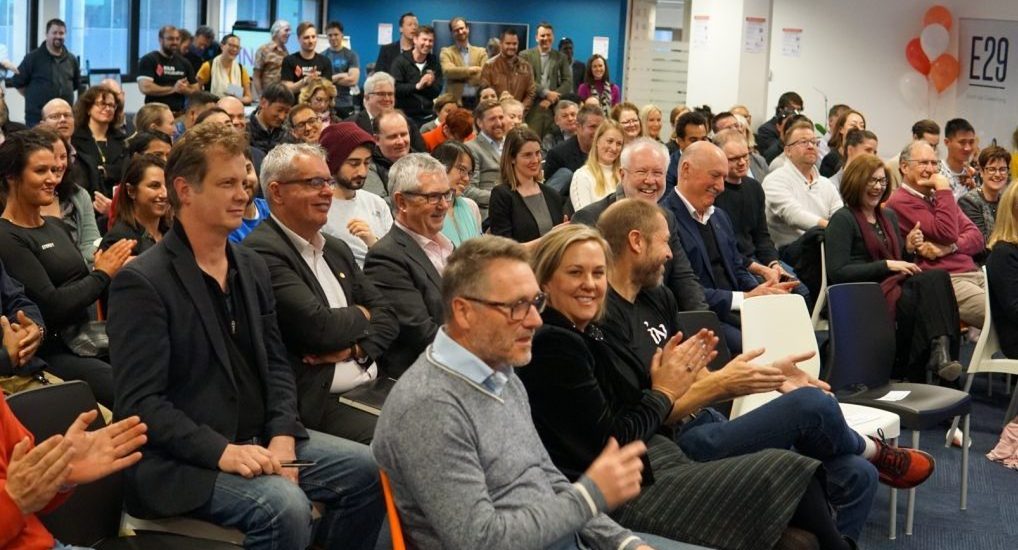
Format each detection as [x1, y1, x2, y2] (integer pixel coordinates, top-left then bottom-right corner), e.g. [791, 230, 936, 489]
[640, 104, 663, 142]
[569, 120, 624, 210]
[299, 77, 339, 127]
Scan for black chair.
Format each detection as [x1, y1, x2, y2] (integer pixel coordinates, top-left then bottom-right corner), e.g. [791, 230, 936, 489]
[5, 381, 238, 550]
[675, 310, 732, 372]
[825, 282, 971, 536]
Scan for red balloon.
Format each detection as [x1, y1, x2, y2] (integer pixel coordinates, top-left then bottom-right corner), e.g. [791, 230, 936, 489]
[930, 54, 960, 93]
[906, 38, 931, 75]
[924, 5, 953, 31]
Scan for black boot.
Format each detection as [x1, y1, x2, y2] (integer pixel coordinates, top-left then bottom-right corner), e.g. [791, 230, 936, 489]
[927, 335, 962, 381]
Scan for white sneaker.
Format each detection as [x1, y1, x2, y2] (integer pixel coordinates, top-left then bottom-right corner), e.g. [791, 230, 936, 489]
[946, 427, 973, 448]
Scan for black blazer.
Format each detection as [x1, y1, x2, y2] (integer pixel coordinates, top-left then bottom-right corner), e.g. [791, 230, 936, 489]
[516, 307, 671, 482]
[345, 110, 428, 153]
[488, 183, 565, 242]
[824, 207, 909, 285]
[986, 243, 1018, 358]
[71, 125, 129, 197]
[363, 225, 444, 377]
[108, 227, 306, 518]
[243, 218, 399, 427]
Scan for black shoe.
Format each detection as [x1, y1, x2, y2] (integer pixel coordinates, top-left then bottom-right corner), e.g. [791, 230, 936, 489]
[927, 335, 962, 381]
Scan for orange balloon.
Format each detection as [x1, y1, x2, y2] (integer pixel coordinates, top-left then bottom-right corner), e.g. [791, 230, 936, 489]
[906, 37, 931, 75]
[924, 5, 953, 31]
[929, 54, 960, 93]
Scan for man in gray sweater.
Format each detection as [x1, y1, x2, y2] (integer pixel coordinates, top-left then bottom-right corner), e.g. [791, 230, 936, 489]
[372, 236, 669, 550]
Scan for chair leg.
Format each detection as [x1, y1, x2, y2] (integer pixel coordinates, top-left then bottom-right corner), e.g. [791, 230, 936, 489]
[906, 430, 920, 536]
[947, 373, 978, 447]
[888, 437, 897, 540]
[961, 414, 970, 511]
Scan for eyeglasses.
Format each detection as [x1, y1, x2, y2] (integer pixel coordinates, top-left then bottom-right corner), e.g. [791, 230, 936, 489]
[45, 112, 73, 121]
[788, 138, 822, 149]
[462, 292, 547, 321]
[726, 153, 750, 163]
[620, 119, 640, 126]
[403, 190, 454, 205]
[369, 91, 395, 98]
[95, 102, 117, 111]
[906, 159, 939, 168]
[630, 168, 665, 180]
[452, 164, 472, 175]
[867, 176, 888, 189]
[983, 166, 1009, 175]
[292, 117, 322, 130]
[278, 177, 337, 190]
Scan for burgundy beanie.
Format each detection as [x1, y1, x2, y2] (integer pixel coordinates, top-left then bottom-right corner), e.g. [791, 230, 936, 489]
[319, 122, 376, 175]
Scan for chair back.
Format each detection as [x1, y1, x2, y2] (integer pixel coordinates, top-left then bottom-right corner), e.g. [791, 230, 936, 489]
[730, 293, 820, 418]
[812, 241, 829, 330]
[380, 469, 407, 550]
[675, 310, 732, 372]
[825, 282, 897, 392]
[5, 381, 123, 546]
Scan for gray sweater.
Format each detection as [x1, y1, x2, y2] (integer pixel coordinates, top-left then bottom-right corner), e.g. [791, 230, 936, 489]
[372, 341, 642, 550]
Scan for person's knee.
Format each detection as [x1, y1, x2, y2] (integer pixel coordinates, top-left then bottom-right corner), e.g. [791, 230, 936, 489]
[254, 479, 314, 543]
[783, 387, 840, 423]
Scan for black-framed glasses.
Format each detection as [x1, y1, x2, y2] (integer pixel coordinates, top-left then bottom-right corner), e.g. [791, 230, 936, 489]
[461, 293, 547, 321]
[403, 190, 454, 205]
[292, 117, 322, 131]
[726, 153, 750, 163]
[867, 176, 888, 189]
[278, 177, 337, 190]
[788, 138, 821, 148]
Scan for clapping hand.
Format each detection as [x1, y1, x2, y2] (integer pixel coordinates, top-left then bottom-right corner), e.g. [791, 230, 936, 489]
[773, 351, 831, 394]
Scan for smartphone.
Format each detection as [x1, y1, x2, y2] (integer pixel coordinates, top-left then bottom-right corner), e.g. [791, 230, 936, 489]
[779, 273, 798, 283]
[281, 461, 317, 468]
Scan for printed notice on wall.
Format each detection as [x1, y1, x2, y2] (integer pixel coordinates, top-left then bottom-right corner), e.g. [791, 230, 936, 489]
[781, 28, 802, 57]
[377, 23, 393, 46]
[592, 36, 610, 59]
[692, 15, 711, 49]
[744, 17, 767, 54]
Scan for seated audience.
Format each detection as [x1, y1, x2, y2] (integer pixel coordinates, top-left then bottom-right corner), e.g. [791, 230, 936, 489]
[348, 71, 427, 153]
[766, 113, 812, 173]
[299, 78, 340, 129]
[373, 236, 674, 550]
[611, 102, 642, 143]
[0, 392, 146, 549]
[544, 103, 605, 195]
[419, 93, 458, 133]
[173, 91, 220, 140]
[959, 145, 1010, 246]
[641, 104, 663, 142]
[193, 107, 232, 127]
[489, 128, 565, 244]
[577, 54, 619, 116]
[285, 104, 324, 144]
[126, 131, 173, 162]
[886, 140, 987, 329]
[570, 120, 624, 210]
[364, 154, 453, 378]
[248, 83, 294, 154]
[0, 258, 48, 390]
[826, 153, 964, 382]
[817, 104, 851, 160]
[756, 91, 803, 164]
[391, 25, 444, 127]
[320, 122, 393, 267]
[666, 105, 690, 155]
[0, 131, 135, 406]
[244, 143, 398, 444]
[763, 118, 843, 263]
[432, 141, 483, 246]
[71, 86, 129, 202]
[940, 118, 979, 200]
[664, 111, 709, 199]
[99, 155, 170, 256]
[542, 99, 578, 152]
[421, 107, 473, 152]
[887, 119, 940, 191]
[108, 123, 384, 548]
[828, 128, 878, 189]
[479, 28, 535, 110]
[663, 142, 798, 351]
[36, 128, 100, 266]
[500, 97, 526, 130]
[728, 111, 770, 181]
[229, 149, 270, 243]
[464, 100, 507, 217]
[519, 222, 858, 550]
[819, 109, 866, 177]
[132, 102, 176, 139]
[572, 138, 708, 313]
[369, 110, 414, 197]
[196, 33, 253, 105]
[986, 182, 1018, 359]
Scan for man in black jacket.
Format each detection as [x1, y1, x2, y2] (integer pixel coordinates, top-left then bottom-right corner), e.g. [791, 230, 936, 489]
[374, 12, 417, 76]
[544, 103, 603, 195]
[391, 25, 443, 127]
[244, 143, 398, 443]
[10, 19, 80, 127]
[756, 91, 803, 164]
[247, 83, 293, 154]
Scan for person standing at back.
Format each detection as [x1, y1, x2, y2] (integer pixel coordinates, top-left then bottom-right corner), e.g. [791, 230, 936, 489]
[11, 19, 81, 127]
[321, 21, 360, 119]
[439, 17, 487, 109]
[280, 22, 333, 96]
[254, 20, 290, 97]
[137, 25, 200, 115]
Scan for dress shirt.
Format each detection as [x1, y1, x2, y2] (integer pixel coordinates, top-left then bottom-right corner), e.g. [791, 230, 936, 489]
[676, 189, 744, 311]
[394, 220, 455, 273]
[429, 326, 510, 397]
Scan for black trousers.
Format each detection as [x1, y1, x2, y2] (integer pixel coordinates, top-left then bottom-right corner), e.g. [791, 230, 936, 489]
[894, 269, 961, 381]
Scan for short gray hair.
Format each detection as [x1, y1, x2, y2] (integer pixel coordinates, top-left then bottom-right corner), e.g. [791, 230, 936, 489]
[712, 128, 747, 148]
[364, 71, 395, 96]
[554, 99, 578, 115]
[260, 143, 327, 198]
[442, 235, 530, 320]
[620, 137, 669, 170]
[899, 140, 937, 165]
[389, 153, 448, 195]
[270, 19, 290, 38]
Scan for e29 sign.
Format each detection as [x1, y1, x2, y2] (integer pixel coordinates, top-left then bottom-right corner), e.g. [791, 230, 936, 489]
[970, 35, 1009, 82]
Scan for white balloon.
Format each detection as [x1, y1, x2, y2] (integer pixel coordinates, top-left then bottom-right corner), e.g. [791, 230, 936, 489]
[920, 24, 950, 60]
[899, 72, 928, 106]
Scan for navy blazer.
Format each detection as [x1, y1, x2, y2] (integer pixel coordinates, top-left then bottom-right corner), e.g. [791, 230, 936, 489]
[661, 191, 758, 316]
[108, 226, 306, 518]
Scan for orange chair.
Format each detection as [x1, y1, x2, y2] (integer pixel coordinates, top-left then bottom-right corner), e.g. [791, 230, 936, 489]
[379, 469, 407, 550]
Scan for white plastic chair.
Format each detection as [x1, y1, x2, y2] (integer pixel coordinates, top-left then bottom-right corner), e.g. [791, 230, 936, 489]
[811, 241, 829, 331]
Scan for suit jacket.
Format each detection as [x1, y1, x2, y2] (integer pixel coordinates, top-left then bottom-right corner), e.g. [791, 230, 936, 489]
[243, 218, 399, 429]
[519, 48, 573, 99]
[439, 44, 488, 102]
[374, 42, 408, 79]
[345, 110, 428, 154]
[363, 225, 444, 377]
[573, 190, 709, 313]
[488, 183, 564, 243]
[464, 135, 502, 217]
[662, 192, 758, 317]
[108, 226, 306, 518]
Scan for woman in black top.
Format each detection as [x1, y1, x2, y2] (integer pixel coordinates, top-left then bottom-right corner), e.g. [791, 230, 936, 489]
[34, 127, 102, 266]
[488, 127, 565, 244]
[100, 155, 171, 256]
[71, 86, 130, 204]
[819, 109, 865, 178]
[825, 153, 962, 382]
[0, 130, 135, 405]
[986, 182, 1018, 359]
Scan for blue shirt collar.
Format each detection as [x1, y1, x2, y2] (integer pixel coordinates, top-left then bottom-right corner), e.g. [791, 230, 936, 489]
[430, 327, 510, 396]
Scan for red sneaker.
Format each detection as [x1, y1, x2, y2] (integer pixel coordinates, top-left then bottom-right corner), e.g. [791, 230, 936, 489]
[870, 436, 935, 489]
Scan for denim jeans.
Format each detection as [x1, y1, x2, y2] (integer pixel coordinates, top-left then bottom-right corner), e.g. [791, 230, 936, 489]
[188, 430, 385, 550]
[675, 387, 877, 541]
[53, 543, 92, 549]
[545, 167, 574, 195]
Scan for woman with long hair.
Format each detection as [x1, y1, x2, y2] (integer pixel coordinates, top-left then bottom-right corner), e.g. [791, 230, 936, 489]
[820, 109, 866, 177]
[99, 154, 170, 256]
[825, 153, 963, 381]
[35, 127, 101, 266]
[431, 141, 482, 246]
[640, 104, 663, 142]
[71, 86, 130, 202]
[569, 120, 624, 210]
[987, 182, 1018, 358]
[488, 127, 565, 244]
[577, 54, 620, 117]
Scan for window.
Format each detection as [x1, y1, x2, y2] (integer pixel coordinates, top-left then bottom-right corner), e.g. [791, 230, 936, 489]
[139, 0, 201, 58]
[219, 0, 271, 38]
[0, 0, 28, 77]
[62, 0, 131, 74]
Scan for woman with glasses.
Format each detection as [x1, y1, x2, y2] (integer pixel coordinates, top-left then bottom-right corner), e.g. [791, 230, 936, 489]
[570, 120, 624, 210]
[35, 127, 101, 266]
[196, 33, 253, 105]
[611, 102, 642, 143]
[488, 127, 565, 244]
[99, 155, 170, 256]
[286, 104, 324, 144]
[825, 153, 963, 382]
[299, 77, 339, 128]
[431, 141, 482, 246]
[71, 86, 129, 205]
[960, 145, 1011, 246]
[820, 109, 866, 178]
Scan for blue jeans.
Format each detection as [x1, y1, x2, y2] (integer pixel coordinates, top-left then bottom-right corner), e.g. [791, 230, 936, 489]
[188, 430, 385, 550]
[545, 167, 574, 195]
[675, 387, 877, 541]
[53, 543, 92, 549]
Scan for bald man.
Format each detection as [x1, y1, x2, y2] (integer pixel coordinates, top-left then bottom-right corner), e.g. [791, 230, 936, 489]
[217, 95, 248, 132]
[41, 98, 74, 140]
[661, 141, 797, 350]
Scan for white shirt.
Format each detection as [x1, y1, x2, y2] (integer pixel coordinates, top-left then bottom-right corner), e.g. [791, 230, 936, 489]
[569, 163, 617, 210]
[322, 191, 394, 268]
[274, 216, 377, 394]
[762, 161, 843, 247]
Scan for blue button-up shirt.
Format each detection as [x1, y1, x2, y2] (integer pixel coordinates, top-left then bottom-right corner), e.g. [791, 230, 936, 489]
[430, 327, 510, 396]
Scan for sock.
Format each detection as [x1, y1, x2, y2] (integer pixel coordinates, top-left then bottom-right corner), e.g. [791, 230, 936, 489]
[862, 436, 878, 460]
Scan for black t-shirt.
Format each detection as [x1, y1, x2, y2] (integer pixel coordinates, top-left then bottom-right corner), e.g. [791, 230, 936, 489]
[138, 50, 196, 112]
[280, 52, 333, 83]
[603, 285, 680, 371]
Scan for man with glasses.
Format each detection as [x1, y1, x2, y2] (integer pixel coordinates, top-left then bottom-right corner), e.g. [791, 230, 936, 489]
[887, 140, 987, 329]
[322, 21, 360, 119]
[763, 118, 843, 263]
[138, 25, 199, 115]
[364, 154, 454, 378]
[348, 71, 427, 153]
[244, 142, 398, 444]
[40, 98, 73, 140]
[286, 104, 324, 144]
[11, 18, 81, 127]
[439, 17, 487, 108]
